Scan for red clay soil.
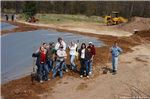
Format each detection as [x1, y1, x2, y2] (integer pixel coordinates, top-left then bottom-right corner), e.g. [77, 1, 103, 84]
[1, 20, 150, 99]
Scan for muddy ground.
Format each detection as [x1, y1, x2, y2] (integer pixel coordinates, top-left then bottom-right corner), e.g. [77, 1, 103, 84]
[1, 20, 150, 99]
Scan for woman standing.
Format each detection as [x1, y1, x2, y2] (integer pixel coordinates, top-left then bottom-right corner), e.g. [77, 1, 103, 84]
[78, 43, 90, 78]
[32, 46, 50, 83]
[68, 41, 77, 70]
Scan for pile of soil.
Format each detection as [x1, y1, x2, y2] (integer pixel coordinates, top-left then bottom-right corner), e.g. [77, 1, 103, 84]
[116, 17, 150, 33]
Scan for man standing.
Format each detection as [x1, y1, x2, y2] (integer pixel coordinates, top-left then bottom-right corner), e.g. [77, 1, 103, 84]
[87, 42, 96, 75]
[14, 14, 17, 22]
[11, 14, 14, 21]
[55, 37, 68, 72]
[55, 37, 66, 51]
[5, 14, 9, 21]
[52, 44, 67, 78]
[47, 42, 55, 72]
[110, 41, 122, 74]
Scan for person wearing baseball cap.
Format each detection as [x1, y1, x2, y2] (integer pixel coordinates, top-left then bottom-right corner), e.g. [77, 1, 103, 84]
[52, 44, 67, 79]
[87, 41, 96, 75]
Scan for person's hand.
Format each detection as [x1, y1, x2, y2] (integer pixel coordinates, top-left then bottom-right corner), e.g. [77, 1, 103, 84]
[60, 58, 63, 62]
[91, 57, 93, 60]
[64, 56, 67, 59]
[32, 53, 35, 57]
[67, 46, 70, 50]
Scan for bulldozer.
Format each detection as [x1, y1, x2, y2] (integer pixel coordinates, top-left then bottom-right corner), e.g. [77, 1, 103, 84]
[104, 11, 127, 26]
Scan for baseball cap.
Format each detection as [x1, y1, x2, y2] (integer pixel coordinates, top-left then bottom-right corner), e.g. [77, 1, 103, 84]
[89, 42, 93, 44]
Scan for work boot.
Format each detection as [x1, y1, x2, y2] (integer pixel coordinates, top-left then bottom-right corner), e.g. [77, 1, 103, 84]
[112, 70, 117, 75]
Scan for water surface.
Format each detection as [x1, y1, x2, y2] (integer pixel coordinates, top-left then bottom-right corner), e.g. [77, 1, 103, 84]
[1, 22, 18, 31]
[1, 29, 105, 83]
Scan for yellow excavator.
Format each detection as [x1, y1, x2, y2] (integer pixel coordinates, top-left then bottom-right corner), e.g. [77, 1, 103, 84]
[104, 11, 127, 26]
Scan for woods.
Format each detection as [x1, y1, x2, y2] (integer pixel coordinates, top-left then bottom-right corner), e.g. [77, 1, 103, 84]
[1, 1, 150, 18]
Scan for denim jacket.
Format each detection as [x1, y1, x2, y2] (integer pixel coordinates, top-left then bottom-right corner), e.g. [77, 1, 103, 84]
[111, 46, 122, 57]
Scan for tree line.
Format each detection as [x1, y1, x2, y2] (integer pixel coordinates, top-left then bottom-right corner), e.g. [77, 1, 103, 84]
[1, 1, 150, 18]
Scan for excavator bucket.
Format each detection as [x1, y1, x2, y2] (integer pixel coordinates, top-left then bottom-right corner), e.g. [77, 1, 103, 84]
[119, 17, 127, 23]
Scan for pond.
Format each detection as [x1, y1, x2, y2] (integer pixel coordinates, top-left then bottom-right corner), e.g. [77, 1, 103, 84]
[1, 29, 105, 84]
[1, 22, 18, 31]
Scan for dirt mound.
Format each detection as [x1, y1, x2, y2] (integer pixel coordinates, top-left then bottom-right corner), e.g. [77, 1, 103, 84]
[117, 17, 150, 33]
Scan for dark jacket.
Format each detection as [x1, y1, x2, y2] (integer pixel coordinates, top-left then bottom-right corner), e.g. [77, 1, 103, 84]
[32, 52, 48, 66]
[87, 45, 96, 58]
[78, 48, 90, 61]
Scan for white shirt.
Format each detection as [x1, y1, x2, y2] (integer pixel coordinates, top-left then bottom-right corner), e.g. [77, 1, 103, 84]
[55, 41, 66, 51]
[69, 44, 77, 56]
[81, 49, 85, 59]
[57, 49, 67, 60]
[14, 14, 17, 20]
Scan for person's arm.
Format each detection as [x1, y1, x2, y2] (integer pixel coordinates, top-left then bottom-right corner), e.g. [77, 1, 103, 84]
[68, 45, 70, 50]
[55, 43, 59, 50]
[64, 51, 67, 59]
[63, 41, 66, 50]
[91, 47, 96, 60]
[52, 54, 55, 61]
[86, 49, 90, 61]
[110, 47, 113, 53]
[32, 52, 40, 57]
[91, 55, 94, 60]
[118, 47, 123, 53]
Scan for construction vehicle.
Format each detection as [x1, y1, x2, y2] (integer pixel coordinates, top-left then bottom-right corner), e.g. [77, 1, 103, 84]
[104, 11, 127, 26]
[25, 12, 39, 23]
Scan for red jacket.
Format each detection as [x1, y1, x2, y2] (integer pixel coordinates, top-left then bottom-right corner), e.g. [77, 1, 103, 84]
[40, 53, 46, 64]
[87, 45, 96, 58]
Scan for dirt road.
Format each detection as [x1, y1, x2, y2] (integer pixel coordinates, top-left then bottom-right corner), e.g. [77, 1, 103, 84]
[16, 20, 132, 37]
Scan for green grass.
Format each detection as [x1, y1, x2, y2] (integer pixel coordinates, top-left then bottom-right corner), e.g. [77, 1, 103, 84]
[18, 14, 104, 23]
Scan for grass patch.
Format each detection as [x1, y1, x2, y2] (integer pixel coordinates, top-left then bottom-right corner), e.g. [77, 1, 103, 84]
[18, 14, 104, 24]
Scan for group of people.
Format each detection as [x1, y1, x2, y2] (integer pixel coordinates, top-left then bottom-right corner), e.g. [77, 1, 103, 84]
[32, 37, 96, 83]
[5, 14, 17, 21]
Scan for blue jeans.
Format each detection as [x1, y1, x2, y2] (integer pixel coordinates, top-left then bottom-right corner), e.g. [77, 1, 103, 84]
[80, 59, 89, 76]
[52, 60, 64, 78]
[89, 59, 93, 73]
[47, 59, 54, 72]
[63, 61, 68, 71]
[38, 63, 49, 81]
[112, 56, 118, 71]
[70, 55, 76, 70]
